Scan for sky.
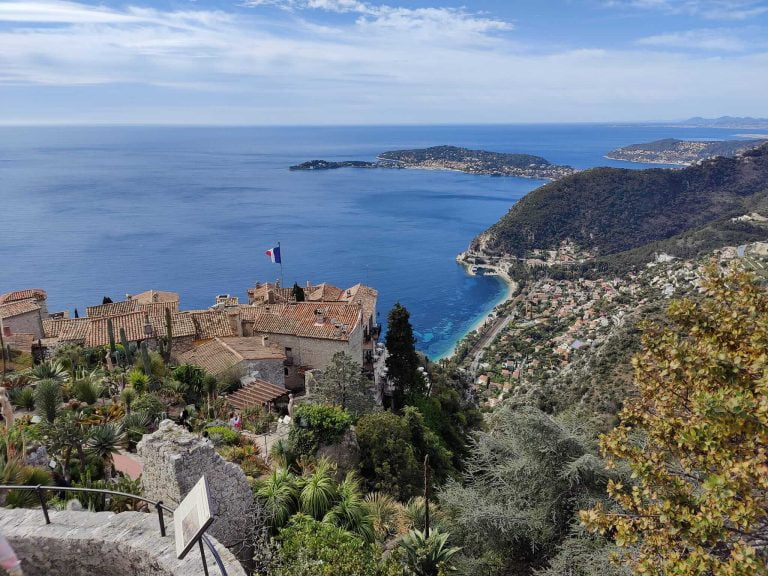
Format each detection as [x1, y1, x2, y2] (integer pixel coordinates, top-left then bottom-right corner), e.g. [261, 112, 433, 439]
[0, 0, 767, 124]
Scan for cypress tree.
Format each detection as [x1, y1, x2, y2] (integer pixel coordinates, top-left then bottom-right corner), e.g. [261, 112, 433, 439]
[385, 303, 423, 410]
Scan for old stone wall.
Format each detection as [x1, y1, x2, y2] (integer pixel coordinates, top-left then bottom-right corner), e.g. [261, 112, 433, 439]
[242, 357, 285, 387]
[137, 420, 253, 553]
[0, 507, 246, 576]
[4, 309, 43, 339]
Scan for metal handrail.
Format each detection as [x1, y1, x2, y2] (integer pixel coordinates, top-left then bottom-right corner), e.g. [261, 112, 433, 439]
[0, 484, 228, 576]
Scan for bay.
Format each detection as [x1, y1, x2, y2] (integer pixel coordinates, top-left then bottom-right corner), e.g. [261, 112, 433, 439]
[0, 124, 758, 359]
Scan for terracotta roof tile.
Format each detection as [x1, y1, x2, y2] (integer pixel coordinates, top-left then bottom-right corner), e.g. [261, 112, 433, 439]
[86, 312, 148, 347]
[178, 337, 284, 375]
[307, 283, 344, 302]
[149, 312, 197, 339]
[241, 302, 361, 341]
[189, 310, 237, 340]
[43, 318, 90, 341]
[86, 299, 179, 318]
[127, 290, 179, 304]
[0, 289, 47, 304]
[0, 299, 41, 320]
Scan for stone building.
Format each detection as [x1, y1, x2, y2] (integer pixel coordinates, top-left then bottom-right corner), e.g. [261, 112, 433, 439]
[0, 290, 47, 339]
[177, 336, 287, 387]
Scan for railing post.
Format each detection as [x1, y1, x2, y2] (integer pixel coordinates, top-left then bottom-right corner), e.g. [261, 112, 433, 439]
[155, 501, 166, 537]
[36, 485, 50, 525]
[199, 538, 210, 576]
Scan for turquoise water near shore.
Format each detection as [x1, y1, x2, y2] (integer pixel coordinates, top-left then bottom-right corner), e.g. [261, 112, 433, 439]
[0, 124, 757, 359]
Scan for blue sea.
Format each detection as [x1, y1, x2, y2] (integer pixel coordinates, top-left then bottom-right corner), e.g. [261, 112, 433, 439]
[1, 124, 762, 359]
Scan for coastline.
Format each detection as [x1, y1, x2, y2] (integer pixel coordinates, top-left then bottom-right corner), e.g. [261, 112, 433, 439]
[432, 256, 518, 361]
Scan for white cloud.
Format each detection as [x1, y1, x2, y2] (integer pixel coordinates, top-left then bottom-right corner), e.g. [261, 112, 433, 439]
[605, 0, 768, 20]
[0, 0, 766, 123]
[637, 28, 749, 50]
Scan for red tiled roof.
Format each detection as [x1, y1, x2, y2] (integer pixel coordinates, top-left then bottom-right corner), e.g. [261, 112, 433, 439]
[43, 318, 90, 341]
[0, 289, 46, 304]
[226, 378, 289, 410]
[178, 337, 284, 375]
[86, 312, 147, 347]
[0, 299, 41, 320]
[149, 312, 197, 339]
[127, 290, 179, 304]
[307, 283, 344, 302]
[86, 299, 179, 318]
[241, 302, 361, 341]
[189, 310, 237, 340]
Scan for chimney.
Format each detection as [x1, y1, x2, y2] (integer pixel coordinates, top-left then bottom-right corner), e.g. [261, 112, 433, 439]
[261, 335, 269, 347]
[306, 281, 311, 289]
[314, 308, 325, 325]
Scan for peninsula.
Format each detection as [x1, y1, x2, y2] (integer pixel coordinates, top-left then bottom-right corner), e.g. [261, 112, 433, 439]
[290, 145, 575, 180]
[606, 137, 767, 165]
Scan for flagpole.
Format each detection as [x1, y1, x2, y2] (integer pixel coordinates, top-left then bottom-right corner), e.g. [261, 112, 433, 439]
[278, 241, 284, 287]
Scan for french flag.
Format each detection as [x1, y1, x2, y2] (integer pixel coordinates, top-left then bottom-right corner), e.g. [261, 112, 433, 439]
[266, 246, 281, 264]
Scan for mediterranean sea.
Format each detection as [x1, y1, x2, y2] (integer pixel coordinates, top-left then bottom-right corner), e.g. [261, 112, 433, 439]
[0, 124, 758, 359]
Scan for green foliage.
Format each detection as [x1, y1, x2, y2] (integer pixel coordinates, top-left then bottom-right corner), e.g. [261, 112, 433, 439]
[122, 411, 151, 446]
[241, 404, 274, 434]
[128, 369, 149, 394]
[10, 386, 35, 411]
[483, 146, 768, 260]
[310, 352, 376, 418]
[106, 318, 116, 357]
[172, 363, 206, 404]
[439, 405, 618, 576]
[271, 515, 398, 576]
[205, 425, 239, 446]
[583, 266, 768, 576]
[289, 404, 352, 458]
[30, 360, 68, 383]
[0, 454, 53, 508]
[140, 341, 151, 376]
[356, 410, 421, 501]
[385, 303, 424, 409]
[72, 371, 105, 404]
[398, 528, 461, 576]
[130, 393, 165, 420]
[86, 423, 127, 478]
[257, 467, 299, 532]
[34, 378, 62, 423]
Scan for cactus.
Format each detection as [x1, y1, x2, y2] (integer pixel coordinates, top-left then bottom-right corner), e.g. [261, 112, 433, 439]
[119, 327, 131, 366]
[164, 307, 173, 364]
[107, 318, 117, 359]
[140, 340, 151, 376]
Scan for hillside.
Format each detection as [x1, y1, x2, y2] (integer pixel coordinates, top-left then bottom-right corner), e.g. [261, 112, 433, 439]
[606, 138, 767, 165]
[471, 143, 768, 262]
[291, 145, 575, 180]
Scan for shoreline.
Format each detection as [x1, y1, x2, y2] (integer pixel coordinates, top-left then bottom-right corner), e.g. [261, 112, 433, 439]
[432, 255, 518, 361]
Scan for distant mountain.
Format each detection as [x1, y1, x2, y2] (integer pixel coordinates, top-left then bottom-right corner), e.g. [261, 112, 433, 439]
[471, 144, 768, 268]
[675, 116, 768, 129]
[606, 138, 768, 165]
[290, 145, 575, 180]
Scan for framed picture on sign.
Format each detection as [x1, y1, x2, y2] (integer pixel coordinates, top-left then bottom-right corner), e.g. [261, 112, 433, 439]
[174, 476, 214, 559]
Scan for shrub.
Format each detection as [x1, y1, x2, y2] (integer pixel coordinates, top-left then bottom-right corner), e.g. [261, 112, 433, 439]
[289, 404, 352, 458]
[73, 379, 104, 405]
[131, 393, 165, 420]
[10, 387, 35, 411]
[205, 425, 239, 446]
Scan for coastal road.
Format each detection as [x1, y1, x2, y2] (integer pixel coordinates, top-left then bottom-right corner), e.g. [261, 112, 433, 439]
[468, 310, 517, 377]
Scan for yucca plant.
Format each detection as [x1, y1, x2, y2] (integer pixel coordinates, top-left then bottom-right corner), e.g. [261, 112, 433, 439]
[299, 458, 337, 520]
[255, 467, 299, 533]
[34, 378, 62, 423]
[128, 369, 149, 394]
[323, 472, 374, 542]
[120, 387, 136, 414]
[365, 491, 403, 543]
[86, 423, 127, 479]
[73, 374, 104, 405]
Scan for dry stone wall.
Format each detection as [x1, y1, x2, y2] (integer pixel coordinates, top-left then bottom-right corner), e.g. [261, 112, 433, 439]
[137, 420, 253, 551]
[0, 508, 246, 576]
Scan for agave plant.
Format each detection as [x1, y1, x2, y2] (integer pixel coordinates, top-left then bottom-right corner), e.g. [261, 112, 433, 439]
[255, 467, 299, 532]
[86, 423, 127, 479]
[122, 411, 151, 447]
[399, 528, 461, 576]
[323, 472, 374, 542]
[72, 369, 105, 405]
[30, 360, 68, 383]
[10, 387, 35, 411]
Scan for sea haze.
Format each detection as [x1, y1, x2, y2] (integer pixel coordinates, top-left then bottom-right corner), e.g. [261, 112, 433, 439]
[0, 124, 756, 359]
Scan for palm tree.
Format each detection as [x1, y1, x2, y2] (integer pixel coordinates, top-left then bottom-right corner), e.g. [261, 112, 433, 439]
[323, 472, 374, 542]
[86, 423, 127, 480]
[299, 458, 337, 520]
[399, 528, 461, 576]
[255, 467, 299, 532]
